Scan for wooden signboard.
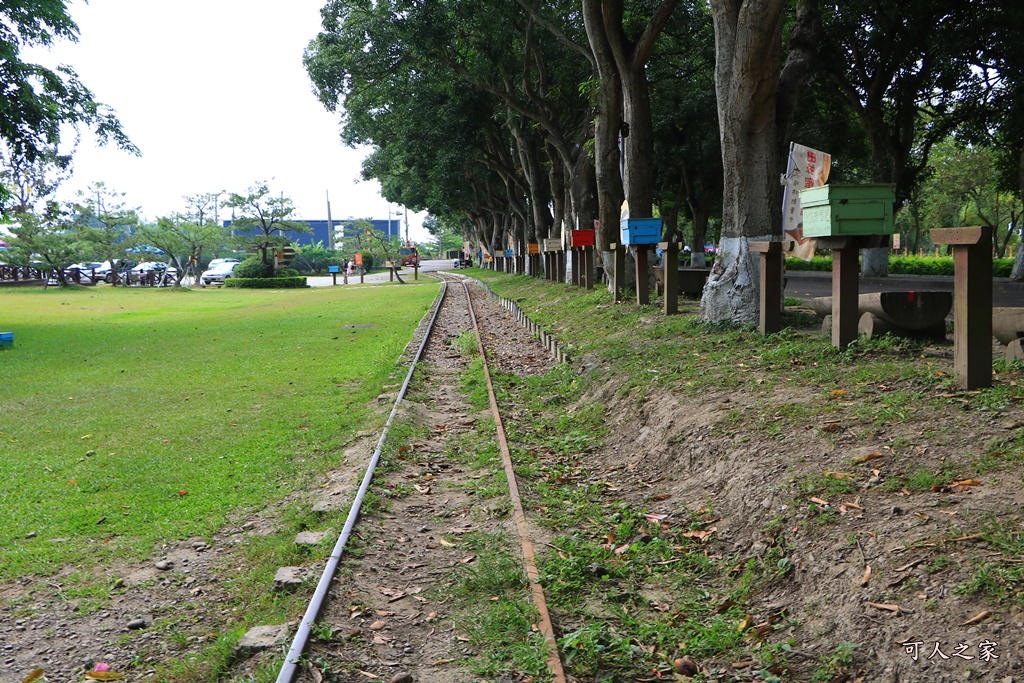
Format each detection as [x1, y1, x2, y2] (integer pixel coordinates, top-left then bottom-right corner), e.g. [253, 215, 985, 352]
[527, 242, 540, 255]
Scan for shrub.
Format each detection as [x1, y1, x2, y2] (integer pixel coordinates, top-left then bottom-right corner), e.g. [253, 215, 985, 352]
[276, 267, 299, 278]
[224, 276, 308, 289]
[234, 257, 275, 279]
[358, 250, 376, 271]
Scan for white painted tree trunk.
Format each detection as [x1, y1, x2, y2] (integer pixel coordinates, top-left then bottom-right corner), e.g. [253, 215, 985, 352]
[1012, 245, 1024, 281]
[700, 236, 765, 324]
[861, 246, 889, 277]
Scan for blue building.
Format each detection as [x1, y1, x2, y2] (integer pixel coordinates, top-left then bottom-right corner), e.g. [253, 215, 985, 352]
[223, 218, 401, 249]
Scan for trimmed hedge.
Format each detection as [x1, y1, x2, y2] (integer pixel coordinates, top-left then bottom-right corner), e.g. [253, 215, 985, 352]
[786, 255, 1015, 277]
[224, 277, 308, 289]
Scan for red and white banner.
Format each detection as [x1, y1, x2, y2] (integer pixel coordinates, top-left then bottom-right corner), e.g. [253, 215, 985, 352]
[782, 142, 831, 261]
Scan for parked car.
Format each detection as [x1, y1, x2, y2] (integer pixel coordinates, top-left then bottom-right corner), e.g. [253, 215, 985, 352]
[200, 261, 239, 286]
[206, 257, 241, 270]
[131, 261, 178, 285]
[95, 260, 139, 283]
[65, 262, 104, 282]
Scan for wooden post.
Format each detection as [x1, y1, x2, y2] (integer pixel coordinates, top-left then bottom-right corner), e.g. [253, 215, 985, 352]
[414, 262, 419, 280]
[557, 250, 566, 283]
[613, 244, 626, 303]
[750, 241, 784, 334]
[570, 248, 581, 286]
[583, 246, 595, 290]
[659, 241, 680, 315]
[332, 272, 337, 286]
[636, 246, 650, 306]
[931, 226, 993, 389]
[389, 267, 394, 282]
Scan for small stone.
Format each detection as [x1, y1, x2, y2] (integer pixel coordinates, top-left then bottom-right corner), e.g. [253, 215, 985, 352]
[389, 674, 413, 683]
[25, 532, 36, 539]
[86, 450, 96, 456]
[237, 623, 291, 653]
[273, 567, 305, 591]
[127, 618, 148, 630]
[295, 531, 331, 546]
[154, 560, 173, 571]
[891, 506, 904, 515]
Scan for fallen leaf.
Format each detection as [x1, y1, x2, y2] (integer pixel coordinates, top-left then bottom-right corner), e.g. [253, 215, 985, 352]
[860, 565, 872, 587]
[952, 479, 982, 487]
[822, 423, 842, 432]
[21, 670, 45, 683]
[85, 673, 126, 681]
[852, 452, 883, 464]
[433, 658, 456, 665]
[614, 543, 631, 555]
[809, 496, 830, 506]
[642, 513, 668, 522]
[374, 610, 395, 617]
[840, 501, 863, 514]
[894, 559, 924, 572]
[831, 389, 847, 397]
[823, 470, 853, 480]
[867, 602, 900, 614]
[681, 527, 717, 542]
[737, 614, 753, 632]
[461, 555, 476, 564]
[649, 493, 671, 501]
[356, 671, 379, 679]
[439, 538, 457, 547]
[961, 610, 993, 626]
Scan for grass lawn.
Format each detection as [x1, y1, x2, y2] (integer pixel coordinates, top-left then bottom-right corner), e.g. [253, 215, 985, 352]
[0, 282, 439, 579]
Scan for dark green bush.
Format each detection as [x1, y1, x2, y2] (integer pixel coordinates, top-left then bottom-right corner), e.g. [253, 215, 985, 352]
[358, 250, 376, 271]
[275, 267, 299, 278]
[786, 255, 1014, 277]
[224, 276, 308, 289]
[234, 257, 275, 279]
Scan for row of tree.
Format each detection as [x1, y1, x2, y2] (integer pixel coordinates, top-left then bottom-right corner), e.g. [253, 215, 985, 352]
[303, 0, 1024, 321]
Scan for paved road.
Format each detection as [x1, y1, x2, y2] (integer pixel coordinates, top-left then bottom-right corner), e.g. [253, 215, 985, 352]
[786, 271, 1024, 308]
[307, 259, 456, 287]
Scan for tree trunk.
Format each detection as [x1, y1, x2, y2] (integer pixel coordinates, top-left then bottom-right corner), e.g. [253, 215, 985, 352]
[583, 0, 624, 252]
[702, 0, 787, 324]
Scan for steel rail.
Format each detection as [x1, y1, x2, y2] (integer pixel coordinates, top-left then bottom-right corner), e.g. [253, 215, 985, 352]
[461, 280, 568, 683]
[275, 281, 449, 683]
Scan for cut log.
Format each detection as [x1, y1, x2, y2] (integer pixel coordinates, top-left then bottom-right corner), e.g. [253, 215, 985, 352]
[810, 291, 951, 330]
[858, 313, 947, 340]
[993, 307, 1024, 345]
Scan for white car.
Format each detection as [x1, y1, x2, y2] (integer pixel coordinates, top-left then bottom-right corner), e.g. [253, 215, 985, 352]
[207, 258, 241, 270]
[201, 261, 239, 286]
[132, 261, 178, 284]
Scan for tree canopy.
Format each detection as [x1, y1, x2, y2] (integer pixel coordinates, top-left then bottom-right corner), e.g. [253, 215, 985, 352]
[0, 0, 137, 217]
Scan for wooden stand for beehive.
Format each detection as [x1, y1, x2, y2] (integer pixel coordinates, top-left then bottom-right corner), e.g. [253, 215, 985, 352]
[816, 235, 889, 348]
[749, 240, 789, 335]
[931, 226, 993, 389]
[611, 244, 626, 303]
[658, 241, 681, 315]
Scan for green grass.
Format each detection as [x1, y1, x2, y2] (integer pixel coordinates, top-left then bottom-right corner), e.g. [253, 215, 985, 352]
[0, 284, 439, 578]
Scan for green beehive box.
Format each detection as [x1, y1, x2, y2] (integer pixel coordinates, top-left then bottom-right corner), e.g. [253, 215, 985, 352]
[799, 184, 896, 237]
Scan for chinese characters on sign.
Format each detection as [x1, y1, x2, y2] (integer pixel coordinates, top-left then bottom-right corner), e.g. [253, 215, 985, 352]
[903, 640, 998, 663]
[781, 142, 832, 261]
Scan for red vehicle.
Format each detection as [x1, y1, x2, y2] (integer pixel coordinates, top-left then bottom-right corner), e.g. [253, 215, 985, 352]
[399, 244, 419, 267]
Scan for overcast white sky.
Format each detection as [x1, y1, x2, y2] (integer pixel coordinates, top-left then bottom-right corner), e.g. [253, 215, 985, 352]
[25, 0, 429, 241]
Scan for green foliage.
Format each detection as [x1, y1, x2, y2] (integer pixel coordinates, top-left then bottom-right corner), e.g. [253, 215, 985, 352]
[233, 257, 275, 279]
[224, 276, 307, 289]
[786, 255, 1015, 277]
[357, 250, 376, 271]
[222, 182, 309, 265]
[0, 1, 137, 216]
[275, 267, 299, 278]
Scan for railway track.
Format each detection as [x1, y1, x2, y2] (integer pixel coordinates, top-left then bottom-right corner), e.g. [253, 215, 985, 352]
[278, 273, 566, 683]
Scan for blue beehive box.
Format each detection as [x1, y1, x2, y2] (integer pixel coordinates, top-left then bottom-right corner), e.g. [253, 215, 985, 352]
[0, 332, 13, 348]
[620, 217, 662, 246]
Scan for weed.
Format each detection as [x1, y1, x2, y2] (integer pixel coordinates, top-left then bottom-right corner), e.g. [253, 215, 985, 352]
[811, 641, 861, 683]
